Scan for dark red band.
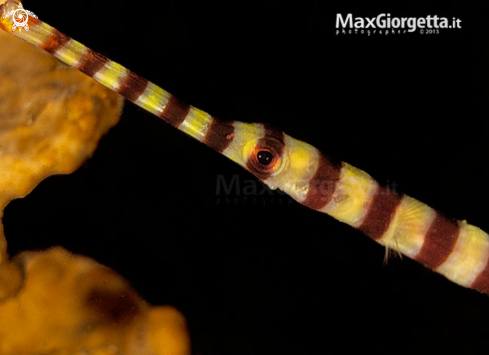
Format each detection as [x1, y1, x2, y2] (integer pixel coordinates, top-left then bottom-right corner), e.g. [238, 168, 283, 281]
[358, 187, 403, 241]
[302, 153, 342, 210]
[471, 259, 489, 294]
[159, 95, 191, 127]
[77, 49, 109, 78]
[40, 29, 70, 55]
[203, 118, 235, 153]
[415, 213, 460, 269]
[118, 71, 149, 103]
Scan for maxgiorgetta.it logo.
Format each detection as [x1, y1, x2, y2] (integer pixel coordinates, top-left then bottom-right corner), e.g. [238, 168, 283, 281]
[2, 2, 37, 32]
[335, 13, 462, 35]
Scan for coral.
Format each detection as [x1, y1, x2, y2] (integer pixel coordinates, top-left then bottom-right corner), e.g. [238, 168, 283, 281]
[0, 247, 189, 355]
[0, 26, 123, 261]
[0, 6, 190, 354]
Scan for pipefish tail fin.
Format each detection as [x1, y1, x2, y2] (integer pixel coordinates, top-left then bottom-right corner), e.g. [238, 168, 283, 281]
[2, 0, 489, 295]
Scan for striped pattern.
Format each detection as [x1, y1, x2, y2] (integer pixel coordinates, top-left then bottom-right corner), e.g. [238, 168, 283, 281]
[117, 71, 147, 102]
[358, 187, 403, 241]
[2, 0, 489, 295]
[39, 29, 70, 54]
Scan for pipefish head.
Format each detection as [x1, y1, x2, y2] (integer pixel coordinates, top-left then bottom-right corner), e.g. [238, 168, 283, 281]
[218, 121, 322, 203]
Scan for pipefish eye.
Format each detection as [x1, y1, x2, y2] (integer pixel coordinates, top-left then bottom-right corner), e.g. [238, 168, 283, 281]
[256, 149, 274, 165]
[246, 138, 284, 180]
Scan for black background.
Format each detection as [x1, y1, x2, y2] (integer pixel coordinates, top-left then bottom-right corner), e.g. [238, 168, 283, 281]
[3, 1, 488, 354]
